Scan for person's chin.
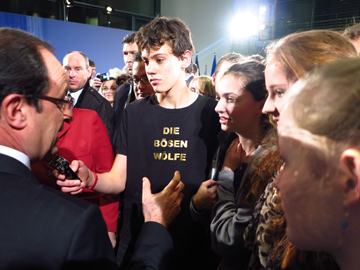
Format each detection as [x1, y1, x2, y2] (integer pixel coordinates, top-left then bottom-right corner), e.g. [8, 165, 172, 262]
[69, 84, 82, 91]
[40, 147, 58, 163]
[221, 124, 232, 132]
[138, 92, 148, 99]
[46, 145, 58, 159]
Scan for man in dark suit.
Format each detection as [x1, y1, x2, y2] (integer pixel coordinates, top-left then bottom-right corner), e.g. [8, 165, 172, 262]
[112, 33, 137, 145]
[0, 28, 117, 269]
[63, 51, 115, 141]
[0, 27, 184, 270]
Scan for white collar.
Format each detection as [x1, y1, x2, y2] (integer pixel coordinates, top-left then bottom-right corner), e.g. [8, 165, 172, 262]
[0, 145, 31, 169]
[68, 88, 83, 105]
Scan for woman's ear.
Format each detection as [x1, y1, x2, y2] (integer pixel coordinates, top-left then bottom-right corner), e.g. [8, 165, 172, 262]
[339, 149, 360, 208]
[1, 94, 28, 130]
[181, 50, 192, 70]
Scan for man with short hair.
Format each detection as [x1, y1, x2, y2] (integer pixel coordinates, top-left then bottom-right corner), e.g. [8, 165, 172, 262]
[63, 51, 114, 141]
[122, 33, 138, 75]
[0, 27, 117, 269]
[0, 28, 183, 270]
[112, 32, 138, 145]
[89, 59, 96, 78]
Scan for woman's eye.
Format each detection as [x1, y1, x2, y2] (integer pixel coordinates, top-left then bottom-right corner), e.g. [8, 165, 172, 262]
[226, 97, 236, 103]
[157, 58, 164, 63]
[275, 89, 285, 97]
[215, 96, 220, 101]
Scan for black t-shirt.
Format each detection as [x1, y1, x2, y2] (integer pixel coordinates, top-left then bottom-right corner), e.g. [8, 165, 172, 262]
[116, 94, 221, 269]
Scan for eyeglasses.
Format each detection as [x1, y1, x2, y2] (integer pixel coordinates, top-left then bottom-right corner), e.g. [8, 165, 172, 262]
[37, 95, 75, 111]
[133, 76, 150, 86]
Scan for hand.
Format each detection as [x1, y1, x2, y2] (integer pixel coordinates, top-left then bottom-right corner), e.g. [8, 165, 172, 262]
[92, 75, 102, 91]
[192, 179, 217, 211]
[54, 160, 89, 195]
[222, 138, 245, 172]
[142, 171, 184, 228]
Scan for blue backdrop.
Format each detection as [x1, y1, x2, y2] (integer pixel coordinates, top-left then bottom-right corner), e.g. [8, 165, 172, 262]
[0, 11, 133, 74]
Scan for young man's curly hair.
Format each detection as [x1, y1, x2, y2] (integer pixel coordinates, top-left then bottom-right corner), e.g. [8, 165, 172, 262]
[135, 16, 195, 59]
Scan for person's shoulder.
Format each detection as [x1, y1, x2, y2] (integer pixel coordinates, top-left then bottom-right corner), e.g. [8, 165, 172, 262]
[193, 95, 219, 119]
[127, 94, 153, 108]
[85, 87, 108, 102]
[73, 108, 98, 117]
[2, 167, 95, 216]
[40, 184, 94, 211]
[195, 95, 217, 108]
[85, 89, 113, 115]
[116, 82, 131, 94]
[72, 108, 104, 125]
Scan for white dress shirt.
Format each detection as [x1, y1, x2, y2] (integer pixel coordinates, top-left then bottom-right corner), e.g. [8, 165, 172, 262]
[68, 89, 83, 106]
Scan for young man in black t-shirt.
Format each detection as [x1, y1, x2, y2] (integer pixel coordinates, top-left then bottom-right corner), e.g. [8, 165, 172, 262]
[58, 16, 221, 270]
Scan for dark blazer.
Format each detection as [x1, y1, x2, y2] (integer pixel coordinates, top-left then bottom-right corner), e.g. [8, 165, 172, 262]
[75, 81, 115, 142]
[113, 82, 135, 146]
[0, 154, 117, 270]
[0, 153, 174, 270]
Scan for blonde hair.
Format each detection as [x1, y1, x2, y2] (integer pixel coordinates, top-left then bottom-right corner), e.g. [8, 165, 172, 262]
[291, 57, 360, 149]
[190, 76, 215, 96]
[266, 30, 357, 83]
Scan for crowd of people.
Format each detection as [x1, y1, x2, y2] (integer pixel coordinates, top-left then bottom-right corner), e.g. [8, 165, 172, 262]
[1, 14, 360, 270]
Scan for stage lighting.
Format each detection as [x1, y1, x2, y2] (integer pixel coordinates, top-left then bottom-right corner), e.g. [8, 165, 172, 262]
[105, 5, 113, 14]
[229, 12, 260, 40]
[63, 0, 74, 8]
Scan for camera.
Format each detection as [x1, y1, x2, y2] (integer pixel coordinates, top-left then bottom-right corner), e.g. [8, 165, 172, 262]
[96, 72, 109, 82]
[49, 155, 82, 181]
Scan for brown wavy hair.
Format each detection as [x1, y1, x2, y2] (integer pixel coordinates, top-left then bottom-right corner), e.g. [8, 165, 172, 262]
[238, 128, 283, 208]
[135, 16, 194, 59]
[263, 29, 356, 270]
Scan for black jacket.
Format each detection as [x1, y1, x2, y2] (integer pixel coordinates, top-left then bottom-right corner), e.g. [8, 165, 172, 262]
[113, 82, 135, 146]
[0, 153, 173, 270]
[0, 154, 118, 270]
[74, 81, 115, 142]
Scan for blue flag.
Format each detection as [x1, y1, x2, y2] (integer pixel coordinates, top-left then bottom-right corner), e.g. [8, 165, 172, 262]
[211, 52, 217, 76]
[195, 54, 200, 76]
